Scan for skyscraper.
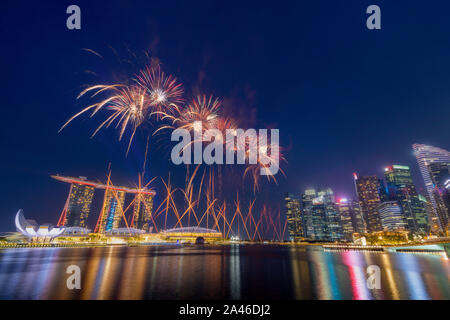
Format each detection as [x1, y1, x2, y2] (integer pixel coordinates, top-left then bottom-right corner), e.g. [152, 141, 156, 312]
[301, 188, 342, 242]
[419, 193, 439, 232]
[64, 179, 95, 228]
[285, 193, 304, 241]
[377, 201, 407, 231]
[337, 198, 354, 241]
[354, 174, 382, 232]
[429, 163, 450, 232]
[53, 175, 157, 233]
[320, 189, 342, 241]
[442, 180, 450, 227]
[310, 196, 328, 241]
[98, 189, 125, 233]
[413, 144, 450, 232]
[132, 191, 154, 232]
[384, 165, 428, 233]
[301, 189, 317, 240]
[350, 199, 366, 234]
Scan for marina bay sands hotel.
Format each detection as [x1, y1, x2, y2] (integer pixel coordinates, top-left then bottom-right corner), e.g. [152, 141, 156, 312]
[51, 175, 155, 234]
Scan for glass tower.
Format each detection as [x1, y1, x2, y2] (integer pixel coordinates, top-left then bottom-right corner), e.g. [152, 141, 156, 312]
[350, 199, 366, 234]
[337, 198, 354, 241]
[301, 189, 316, 240]
[302, 188, 342, 241]
[377, 201, 408, 231]
[384, 165, 428, 233]
[413, 144, 450, 232]
[285, 193, 304, 241]
[321, 189, 342, 242]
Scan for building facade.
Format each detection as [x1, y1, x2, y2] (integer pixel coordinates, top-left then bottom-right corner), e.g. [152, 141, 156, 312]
[285, 193, 304, 241]
[98, 189, 125, 233]
[301, 188, 343, 242]
[354, 174, 382, 232]
[64, 180, 95, 228]
[384, 165, 428, 233]
[132, 192, 154, 232]
[350, 199, 366, 234]
[413, 144, 450, 233]
[337, 198, 354, 241]
[321, 189, 343, 241]
[377, 201, 408, 231]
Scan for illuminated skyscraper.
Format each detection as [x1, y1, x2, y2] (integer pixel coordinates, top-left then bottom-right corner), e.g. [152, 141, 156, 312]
[419, 193, 439, 232]
[354, 174, 382, 232]
[132, 191, 154, 232]
[429, 163, 450, 232]
[377, 201, 407, 231]
[98, 189, 125, 233]
[442, 180, 450, 227]
[63, 178, 95, 228]
[337, 198, 354, 241]
[285, 193, 304, 241]
[384, 165, 428, 233]
[350, 199, 366, 234]
[320, 189, 342, 241]
[302, 188, 342, 241]
[53, 175, 156, 233]
[309, 197, 327, 241]
[413, 144, 450, 232]
[301, 189, 317, 240]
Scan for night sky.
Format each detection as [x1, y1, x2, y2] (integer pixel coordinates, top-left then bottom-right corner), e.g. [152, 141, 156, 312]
[1, 0, 450, 232]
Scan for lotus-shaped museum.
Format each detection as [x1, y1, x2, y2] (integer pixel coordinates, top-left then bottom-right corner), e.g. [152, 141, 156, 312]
[15, 209, 65, 241]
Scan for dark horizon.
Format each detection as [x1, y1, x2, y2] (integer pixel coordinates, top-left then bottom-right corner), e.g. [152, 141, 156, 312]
[2, 0, 450, 232]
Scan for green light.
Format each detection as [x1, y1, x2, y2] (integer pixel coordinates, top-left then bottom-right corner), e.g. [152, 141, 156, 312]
[392, 165, 410, 170]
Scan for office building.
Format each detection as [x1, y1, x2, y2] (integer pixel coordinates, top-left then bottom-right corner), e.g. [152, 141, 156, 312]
[413, 144, 450, 232]
[337, 198, 354, 241]
[354, 174, 382, 232]
[377, 201, 407, 231]
[384, 165, 428, 233]
[301, 188, 342, 241]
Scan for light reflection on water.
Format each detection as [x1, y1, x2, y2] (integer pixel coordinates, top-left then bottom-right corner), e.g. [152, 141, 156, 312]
[0, 245, 448, 300]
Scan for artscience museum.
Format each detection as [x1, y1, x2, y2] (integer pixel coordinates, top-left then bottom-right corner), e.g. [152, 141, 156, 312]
[15, 209, 65, 242]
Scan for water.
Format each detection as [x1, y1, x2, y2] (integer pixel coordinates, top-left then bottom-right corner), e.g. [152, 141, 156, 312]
[0, 244, 448, 300]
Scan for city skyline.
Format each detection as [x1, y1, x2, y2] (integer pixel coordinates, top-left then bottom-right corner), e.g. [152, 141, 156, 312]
[1, 144, 447, 237]
[2, 1, 450, 233]
[285, 143, 450, 241]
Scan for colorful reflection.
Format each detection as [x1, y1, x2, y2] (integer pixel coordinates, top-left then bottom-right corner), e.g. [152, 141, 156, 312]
[0, 245, 448, 300]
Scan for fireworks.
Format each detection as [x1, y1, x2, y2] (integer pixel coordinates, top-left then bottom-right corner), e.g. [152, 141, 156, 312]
[176, 95, 221, 133]
[56, 49, 290, 241]
[60, 61, 184, 154]
[59, 84, 150, 154]
[60, 50, 285, 206]
[244, 142, 285, 191]
[135, 65, 184, 117]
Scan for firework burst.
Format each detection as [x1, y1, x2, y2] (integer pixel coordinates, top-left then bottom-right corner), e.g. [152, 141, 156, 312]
[244, 142, 286, 192]
[135, 65, 184, 118]
[177, 95, 221, 133]
[59, 84, 150, 154]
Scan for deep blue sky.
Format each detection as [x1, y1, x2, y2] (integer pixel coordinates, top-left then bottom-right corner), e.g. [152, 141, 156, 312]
[1, 0, 450, 231]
